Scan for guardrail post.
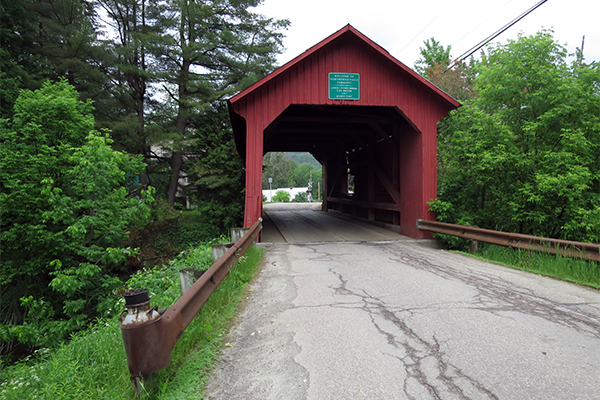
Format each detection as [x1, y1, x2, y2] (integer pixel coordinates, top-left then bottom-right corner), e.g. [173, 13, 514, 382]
[211, 242, 233, 263]
[179, 268, 206, 294]
[231, 227, 249, 243]
[119, 289, 173, 392]
[469, 240, 479, 254]
[416, 219, 600, 262]
[119, 218, 263, 393]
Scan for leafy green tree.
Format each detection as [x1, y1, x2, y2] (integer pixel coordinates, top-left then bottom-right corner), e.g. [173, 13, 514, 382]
[312, 167, 322, 183]
[1, 0, 290, 207]
[311, 169, 323, 201]
[426, 60, 476, 101]
[431, 31, 600, 243]
[0, 81, 153, 352]
[414, 37, 451, 78]
[414, 37, 475, 101]
[293, 163, 314, 187]
[285, 152, 321, 169]
[263, 152, 296, 189]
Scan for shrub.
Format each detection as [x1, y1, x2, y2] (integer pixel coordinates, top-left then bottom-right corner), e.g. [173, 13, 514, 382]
[292, 192, 308, 202]
[272, 190, 290, 202]
[0, 80, 153, 356]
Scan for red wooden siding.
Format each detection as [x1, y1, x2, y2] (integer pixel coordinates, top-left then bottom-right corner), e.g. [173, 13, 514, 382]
[229, 25, 459, 238]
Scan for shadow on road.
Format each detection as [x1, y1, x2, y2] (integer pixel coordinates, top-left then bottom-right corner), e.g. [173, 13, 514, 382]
[261, 202, 411, 244]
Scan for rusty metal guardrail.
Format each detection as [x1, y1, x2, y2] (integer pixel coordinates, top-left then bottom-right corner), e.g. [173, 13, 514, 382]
[120, 218, 263, 385]
[416, 219, 600, 262]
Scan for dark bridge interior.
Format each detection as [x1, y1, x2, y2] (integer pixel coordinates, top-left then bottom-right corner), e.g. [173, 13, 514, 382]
[262, 104, 417, 227]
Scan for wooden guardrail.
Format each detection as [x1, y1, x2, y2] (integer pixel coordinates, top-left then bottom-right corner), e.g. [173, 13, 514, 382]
[119, 218, 263, 387]
[416, 219, 600, 262]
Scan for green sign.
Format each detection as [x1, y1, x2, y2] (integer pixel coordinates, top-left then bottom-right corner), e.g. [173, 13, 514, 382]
[328, 73, 360, 100]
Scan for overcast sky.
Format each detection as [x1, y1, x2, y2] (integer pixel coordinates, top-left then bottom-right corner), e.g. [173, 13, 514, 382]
[254, 0, 599, 70]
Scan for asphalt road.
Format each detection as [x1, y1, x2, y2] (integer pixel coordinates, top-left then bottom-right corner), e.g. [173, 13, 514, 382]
[205, 206, 600, 399]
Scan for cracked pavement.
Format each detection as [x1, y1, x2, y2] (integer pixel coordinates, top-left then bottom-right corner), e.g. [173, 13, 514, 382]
[204, 240, 600, 400]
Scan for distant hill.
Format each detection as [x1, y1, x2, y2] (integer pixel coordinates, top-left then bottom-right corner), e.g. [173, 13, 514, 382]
[284, 152, 321, 169]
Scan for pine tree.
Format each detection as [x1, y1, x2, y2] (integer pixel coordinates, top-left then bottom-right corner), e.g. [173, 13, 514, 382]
[153, 0, 289, 204]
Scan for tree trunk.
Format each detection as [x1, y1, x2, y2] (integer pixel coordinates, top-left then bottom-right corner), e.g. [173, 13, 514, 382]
[167, 151, 183, 205]
[167, 55, 191, 205]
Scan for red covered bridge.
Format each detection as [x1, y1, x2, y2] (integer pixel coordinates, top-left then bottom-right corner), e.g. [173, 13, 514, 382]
[228, 25, 460, 239]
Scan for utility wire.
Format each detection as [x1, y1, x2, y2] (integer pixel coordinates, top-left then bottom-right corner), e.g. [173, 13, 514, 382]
[445, 0, 548, 71]
[451, 0, 515, 49]
[394, 10, 445, 56]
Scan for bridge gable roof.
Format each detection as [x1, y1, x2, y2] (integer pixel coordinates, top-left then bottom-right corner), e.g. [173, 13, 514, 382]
[229, 24, 460, 109]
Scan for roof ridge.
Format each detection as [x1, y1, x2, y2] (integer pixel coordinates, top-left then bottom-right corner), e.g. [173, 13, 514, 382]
[229, 24, 459, 108]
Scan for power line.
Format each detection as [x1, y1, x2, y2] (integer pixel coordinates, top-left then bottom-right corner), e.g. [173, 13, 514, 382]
[446, 0, 548, 71]
[451, 0, 516, 49]
[394, 10, 445, 56]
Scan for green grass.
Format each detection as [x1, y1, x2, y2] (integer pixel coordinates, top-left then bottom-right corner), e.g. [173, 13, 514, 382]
[0, 244, 265, 399]
[149, 245, 264, 399]
[0, 319, 131, 399]
[470, 243, 600, 289]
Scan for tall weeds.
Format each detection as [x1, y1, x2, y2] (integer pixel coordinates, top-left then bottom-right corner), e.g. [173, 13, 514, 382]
[0, 244, 264, 399]
[475, 243, 600, 289]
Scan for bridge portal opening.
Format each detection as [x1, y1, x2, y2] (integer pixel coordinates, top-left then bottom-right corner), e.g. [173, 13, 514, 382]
[262, 152, 323, 203]
[228, 25, 460, 238]
[263, 104, 417, 229]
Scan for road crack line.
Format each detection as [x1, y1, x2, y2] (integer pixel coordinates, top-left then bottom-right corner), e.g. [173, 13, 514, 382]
[327, 265, 499, 400]
[378, 244, 600, 339]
